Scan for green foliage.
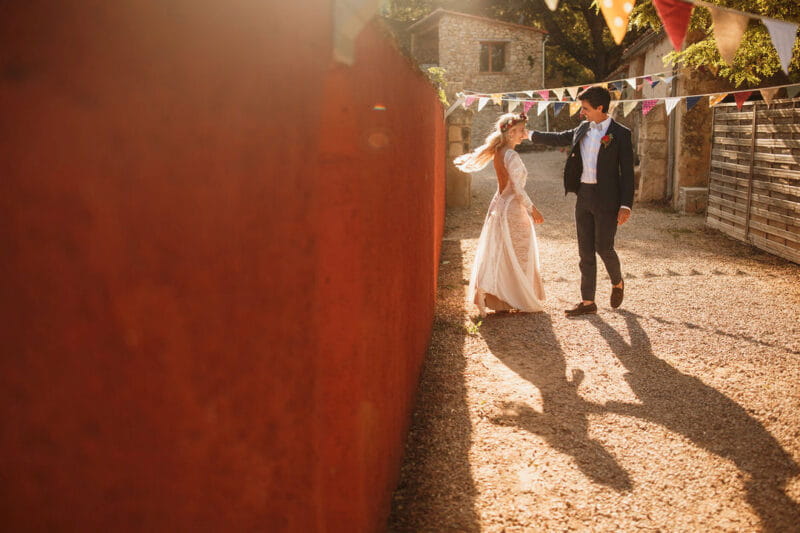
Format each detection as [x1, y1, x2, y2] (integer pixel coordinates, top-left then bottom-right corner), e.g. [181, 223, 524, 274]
[425, 66, 449, 106]
[630, 0, 800, 86]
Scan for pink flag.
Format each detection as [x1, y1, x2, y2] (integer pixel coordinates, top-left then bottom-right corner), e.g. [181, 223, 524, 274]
[538, 90, 550, 100]
[523, 101, 535, 113]
[463, 96, 476, 109]
[641, 99, 659, 116]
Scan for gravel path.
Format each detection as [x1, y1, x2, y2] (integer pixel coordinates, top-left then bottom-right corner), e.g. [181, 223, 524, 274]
[388, 150, 800, 532]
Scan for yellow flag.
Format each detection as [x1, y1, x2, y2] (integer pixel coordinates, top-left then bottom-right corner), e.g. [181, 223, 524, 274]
[599, 0, 636, 45]
[491, 93, 503, 106]
[569, 102, 582, 116]
[709, 93, 727, 107]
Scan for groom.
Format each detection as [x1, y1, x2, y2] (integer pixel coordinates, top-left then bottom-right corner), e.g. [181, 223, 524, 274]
[529, 86, 634, 317]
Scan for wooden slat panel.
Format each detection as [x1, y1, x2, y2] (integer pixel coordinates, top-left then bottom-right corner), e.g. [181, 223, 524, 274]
[709, 171, 748, 188]
[715, 110, 752, 120]
[751, 166, 800, 180]
[707, 205, 746, 225]
[710, 195, 748, 212]
[710, 181, 749, 200]
[755, 138, 800, 150]
[748, 234, 800, 264]
[751, 192, 800, 214]
[749, 220, 800, 244]
[712, 148, 753, 161]
[757, 123, 800, 134]
[710, 160, 752, 173]
[752, 151, 800, 165]
[757, 108, 800, 119]
[750, 204, 799, 226]
[706, 215, 746, 239]
[751, 179, 800, 198]
[715, 124, 753, 133]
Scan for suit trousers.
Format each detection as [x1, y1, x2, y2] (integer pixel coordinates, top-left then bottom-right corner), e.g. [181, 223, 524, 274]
[575, 184, 622, 301]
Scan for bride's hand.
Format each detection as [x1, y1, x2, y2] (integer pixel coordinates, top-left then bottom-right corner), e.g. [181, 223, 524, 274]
[531, 207, 544, 224]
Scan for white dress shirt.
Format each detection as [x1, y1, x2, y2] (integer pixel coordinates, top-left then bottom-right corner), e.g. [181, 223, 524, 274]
[580, 116, 630, 211]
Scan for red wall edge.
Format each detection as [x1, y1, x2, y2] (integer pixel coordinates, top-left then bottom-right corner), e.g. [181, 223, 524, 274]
[0, 1, 444, 531]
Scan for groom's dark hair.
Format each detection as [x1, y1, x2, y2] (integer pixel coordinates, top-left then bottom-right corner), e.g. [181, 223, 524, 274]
[578, 86, 611, 113]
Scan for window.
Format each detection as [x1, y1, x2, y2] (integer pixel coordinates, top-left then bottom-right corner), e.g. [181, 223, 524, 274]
[479, 42, 506, 72]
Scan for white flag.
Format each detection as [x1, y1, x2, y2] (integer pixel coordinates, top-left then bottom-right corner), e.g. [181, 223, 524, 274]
[664, 97, 680, 116]
[623, 100, 638, 116]
[627, 77, 638, 89]
[763, 17, 799, 74]
[537, 100, 550, 115]
[566, 86, 580, 100]
[544, 0, 559, 10]
[553, 88, 566, 101]
[478, 97, 489, 111]
[508, 99, 520, 113]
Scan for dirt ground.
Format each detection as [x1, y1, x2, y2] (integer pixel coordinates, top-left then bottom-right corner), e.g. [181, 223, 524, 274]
[388, 150, 800, 532]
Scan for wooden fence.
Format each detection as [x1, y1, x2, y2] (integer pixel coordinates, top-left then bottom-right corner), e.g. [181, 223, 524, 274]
[706, 97, 800, 264]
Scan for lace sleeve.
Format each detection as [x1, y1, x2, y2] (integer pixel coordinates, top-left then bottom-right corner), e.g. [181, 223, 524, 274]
[506, 151, 533, 210]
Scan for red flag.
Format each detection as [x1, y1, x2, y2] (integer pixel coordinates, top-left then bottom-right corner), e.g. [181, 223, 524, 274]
[734, 91, 752, 110]
[652, 0, 694, 51]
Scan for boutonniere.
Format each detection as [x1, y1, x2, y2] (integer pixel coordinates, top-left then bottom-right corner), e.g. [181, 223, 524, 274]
[601, 133, 614, 148]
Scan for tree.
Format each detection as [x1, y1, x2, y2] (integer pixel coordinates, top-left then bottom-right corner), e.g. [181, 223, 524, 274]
[630, 0, 800, 87]
[488, 0, 645, 83]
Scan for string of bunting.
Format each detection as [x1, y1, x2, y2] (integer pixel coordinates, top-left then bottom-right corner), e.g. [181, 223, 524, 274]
[450, 81, 800, 119]
[540, 0, 798, 74]
[462, 70, 675, 100]
[653, 0, 799, 74]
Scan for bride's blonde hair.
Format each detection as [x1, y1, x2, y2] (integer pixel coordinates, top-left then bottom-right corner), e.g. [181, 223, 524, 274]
[453, 112, 528, 172]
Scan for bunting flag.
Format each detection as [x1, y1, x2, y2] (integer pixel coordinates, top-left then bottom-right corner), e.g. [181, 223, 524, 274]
[734, 91, 752, 110]
[760, 88, 779, 106]
[570, 101, 582, 115]
[491, 93, 503, 106]
[463, 95, 476, 109]
[627, 77, 638, 89]
[523, 101, 535, 113]
[623, 100, 639, 116]
[537, 100, 550, 115]
[554, 102, 567, 115]
[653, 0, 694, 51]
[787, 85, 800, 99]
[664, 97, 680, 115]
[508, 99, 520, 112]
[599, 0, 636, 45]
[478, 97, 489, 111]
[553, 88, 566, 100]
[538, 90, 550, 100]
[544, 0, 559, 10]
[709, 6, 749, 65]
[608, 101, 620, 114]
[709, 93, 727, 107]
[611, 90, 622, 100]
[660, 75, 675, 84]
[651, 79, 661, 88]
[567, 86, 581, 100]
[685, 95, 702, 112]
[641, 99, 659, 115]
[762, 18, 799, 75]
[524, 91, 534, 98]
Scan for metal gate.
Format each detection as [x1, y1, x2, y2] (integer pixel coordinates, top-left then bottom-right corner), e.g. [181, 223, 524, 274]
[706, 97, 800, 264]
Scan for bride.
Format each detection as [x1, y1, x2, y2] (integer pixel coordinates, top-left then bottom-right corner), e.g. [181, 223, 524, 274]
[454, 112, 546, 317]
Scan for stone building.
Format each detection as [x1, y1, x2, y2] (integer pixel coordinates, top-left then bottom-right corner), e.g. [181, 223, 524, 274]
[406, 9, 547, 205]
[609, 30, 731, 213]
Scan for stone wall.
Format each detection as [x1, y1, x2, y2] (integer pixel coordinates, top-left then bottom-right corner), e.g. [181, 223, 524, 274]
[437, 13, 545, 146]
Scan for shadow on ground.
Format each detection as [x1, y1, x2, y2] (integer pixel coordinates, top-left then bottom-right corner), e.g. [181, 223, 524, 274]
[387, 239, 479, 532]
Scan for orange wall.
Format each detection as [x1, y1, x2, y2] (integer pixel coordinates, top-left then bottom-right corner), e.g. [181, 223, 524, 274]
[0, 1, 444, 530]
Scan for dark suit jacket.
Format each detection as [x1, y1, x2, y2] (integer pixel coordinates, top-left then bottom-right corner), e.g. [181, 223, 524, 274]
[531, 119, 634, 211]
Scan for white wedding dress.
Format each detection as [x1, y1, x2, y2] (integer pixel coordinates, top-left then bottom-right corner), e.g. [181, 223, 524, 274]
[468, 149, 545, 316]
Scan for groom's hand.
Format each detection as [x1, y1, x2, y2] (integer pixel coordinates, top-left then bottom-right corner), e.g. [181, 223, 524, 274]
[617, 208, 631, 226]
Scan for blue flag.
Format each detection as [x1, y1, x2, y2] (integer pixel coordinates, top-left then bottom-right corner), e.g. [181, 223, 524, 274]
[686, 96, 702, 112]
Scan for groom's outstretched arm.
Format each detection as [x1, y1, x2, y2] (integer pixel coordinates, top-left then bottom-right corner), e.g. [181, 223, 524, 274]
[529, 128, 574, 147]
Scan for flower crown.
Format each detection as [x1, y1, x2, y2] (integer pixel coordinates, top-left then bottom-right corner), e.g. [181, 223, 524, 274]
[500, 113, 527, 132]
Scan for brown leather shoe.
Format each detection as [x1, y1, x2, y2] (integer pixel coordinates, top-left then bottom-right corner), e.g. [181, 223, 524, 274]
[565, 302, 597, 317]
[611, 280, 624, 309]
